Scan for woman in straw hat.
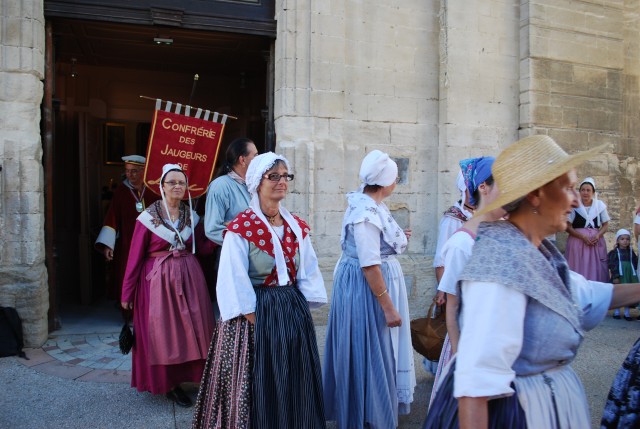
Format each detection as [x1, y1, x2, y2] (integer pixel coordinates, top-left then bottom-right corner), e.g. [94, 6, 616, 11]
[121, 164, 214, 407]
[424, 135, 640, 429]
[323, 150, 415, 429]
[192, 152, 327, 429]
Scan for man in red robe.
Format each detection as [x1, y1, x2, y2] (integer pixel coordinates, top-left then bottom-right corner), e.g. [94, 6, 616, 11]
[95, 155, 160, 300]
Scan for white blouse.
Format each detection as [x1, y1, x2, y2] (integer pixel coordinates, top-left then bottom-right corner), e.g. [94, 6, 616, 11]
[353, 221, 384, 267]
[453, 271, 612, 398]
[433, 202, 471, 268]
[436, 230, 475, 295]
[568, 201, 610, 224]
[216, 229, 327, 321]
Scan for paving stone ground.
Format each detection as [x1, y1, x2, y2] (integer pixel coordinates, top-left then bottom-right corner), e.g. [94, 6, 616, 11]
[3, 302, 640, 428]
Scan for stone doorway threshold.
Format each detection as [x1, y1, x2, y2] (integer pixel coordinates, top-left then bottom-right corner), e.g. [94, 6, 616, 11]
[18, 301, 130, 383]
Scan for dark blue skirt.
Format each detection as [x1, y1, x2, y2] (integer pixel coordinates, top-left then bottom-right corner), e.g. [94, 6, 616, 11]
[424, 361, 527, 429]
[601, 336, 640, 429]
[252, 286, 326, 429]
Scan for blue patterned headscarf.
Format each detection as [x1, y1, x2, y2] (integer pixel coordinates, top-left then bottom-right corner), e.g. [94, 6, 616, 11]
[459, 156, 495, 206]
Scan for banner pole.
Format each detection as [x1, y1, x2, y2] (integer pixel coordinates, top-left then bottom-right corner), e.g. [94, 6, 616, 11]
[138, 95, 238, 120]
[188, 74, 199, 107]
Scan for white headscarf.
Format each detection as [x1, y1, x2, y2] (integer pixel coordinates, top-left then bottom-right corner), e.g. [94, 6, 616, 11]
[615, 229, 637, 277]
[340, 150, 407, 253]
[246, 152, 291, 196]
[159, 163, 196, 254]
[358, 150, 398, 190]
[244, 152, 307, 285]
[576, 177, 602, 229]
[617, 228, 631, 241]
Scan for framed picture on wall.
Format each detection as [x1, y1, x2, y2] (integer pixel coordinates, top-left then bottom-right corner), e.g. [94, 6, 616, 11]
[104, 122, 126, 165]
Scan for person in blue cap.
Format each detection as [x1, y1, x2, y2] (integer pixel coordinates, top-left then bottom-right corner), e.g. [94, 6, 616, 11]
[427, 156, 504, 409]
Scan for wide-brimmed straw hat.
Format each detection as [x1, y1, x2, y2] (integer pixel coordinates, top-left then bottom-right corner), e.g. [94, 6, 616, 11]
[476, 135, 606, 215]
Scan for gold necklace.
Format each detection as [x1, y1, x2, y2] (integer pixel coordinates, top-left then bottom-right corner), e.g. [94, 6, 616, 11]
[264, 211, 279, 225]
[167, 206, 180, 222]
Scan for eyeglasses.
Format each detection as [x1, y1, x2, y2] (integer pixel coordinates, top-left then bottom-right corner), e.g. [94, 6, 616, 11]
[264, 173, 294, 182]
[164, 180, 187, 188]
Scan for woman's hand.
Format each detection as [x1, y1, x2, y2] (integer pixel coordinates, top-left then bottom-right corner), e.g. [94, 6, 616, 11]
[97, 244, 114, 261]
[445, 293, 460, 353]
[362, 265, 401, 327]
[581, 234, 594, 246]
[121, 301, 133, 310]
[244, 312, 256, 325]
[404, 229, 412, 240]
[434, 291, 446, 305]
[382, 305, 402, 327]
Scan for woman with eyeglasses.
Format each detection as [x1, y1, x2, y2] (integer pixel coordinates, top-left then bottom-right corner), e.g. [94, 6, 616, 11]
[121, 164, 214, 408]
[323, 150, 415, 429]
[192, 152, 328, 429]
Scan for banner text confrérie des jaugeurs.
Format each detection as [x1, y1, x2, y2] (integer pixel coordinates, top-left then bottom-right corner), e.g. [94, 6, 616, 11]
[159, 117, 215, 163]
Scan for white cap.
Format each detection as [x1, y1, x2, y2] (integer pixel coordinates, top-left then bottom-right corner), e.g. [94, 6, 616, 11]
[245, 152, 290, 196]
[580, 177, 596, 191]
[358, 150, 398, 187]
[122, 155, 146, 165]
[616, 229, 631, 240]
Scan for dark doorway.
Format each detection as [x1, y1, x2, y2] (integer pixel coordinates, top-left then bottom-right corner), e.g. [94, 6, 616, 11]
[45, 17, 273, 328]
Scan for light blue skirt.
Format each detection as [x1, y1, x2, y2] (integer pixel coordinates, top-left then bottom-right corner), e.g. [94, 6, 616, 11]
[323, 255, 414, 429]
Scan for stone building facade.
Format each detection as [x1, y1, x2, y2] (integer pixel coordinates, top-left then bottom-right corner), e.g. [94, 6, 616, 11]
[1, 0, 639, 346]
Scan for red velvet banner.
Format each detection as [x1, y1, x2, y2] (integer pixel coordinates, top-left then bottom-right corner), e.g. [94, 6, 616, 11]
[143, 109, 224, 198]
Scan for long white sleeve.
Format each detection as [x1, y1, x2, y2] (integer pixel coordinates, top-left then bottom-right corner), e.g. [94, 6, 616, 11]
[296, 234, 327, 308]
[436, 231, 475, 295]
[433, 216, 463, 268]
[454, 281, 526, 398]
[353, 221, 382, 267]
[216, 231, 256, 321]
[454, 274, 613, 398]
[569, 271, 612, 331]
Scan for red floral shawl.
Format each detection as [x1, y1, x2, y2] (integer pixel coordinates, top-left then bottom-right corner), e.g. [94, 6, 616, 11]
[226, 209, 310, 286]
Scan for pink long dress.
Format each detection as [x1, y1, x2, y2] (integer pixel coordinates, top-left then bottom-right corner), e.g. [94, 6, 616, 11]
[122, 216, 214, 395]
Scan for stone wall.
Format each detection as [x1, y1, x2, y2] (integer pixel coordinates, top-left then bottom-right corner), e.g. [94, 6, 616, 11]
[273, 0, 441, 319]
[521, 0, 640, 248]
[620, 0, 640, 230]
[438, 0, 521, 214]
[0, 0, 48, 346]
[272, 0, 527, 319]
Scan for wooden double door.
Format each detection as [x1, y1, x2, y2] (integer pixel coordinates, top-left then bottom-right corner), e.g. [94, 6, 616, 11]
[43, 3, 276, 329]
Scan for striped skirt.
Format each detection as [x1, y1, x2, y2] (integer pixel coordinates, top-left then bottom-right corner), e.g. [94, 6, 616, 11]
[428, 334, 452, 409]
[192, 285, 325, 429]
[425, 360, 592, 429]
[323, 255, 415, 429]
[424, 360, 527, 429]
